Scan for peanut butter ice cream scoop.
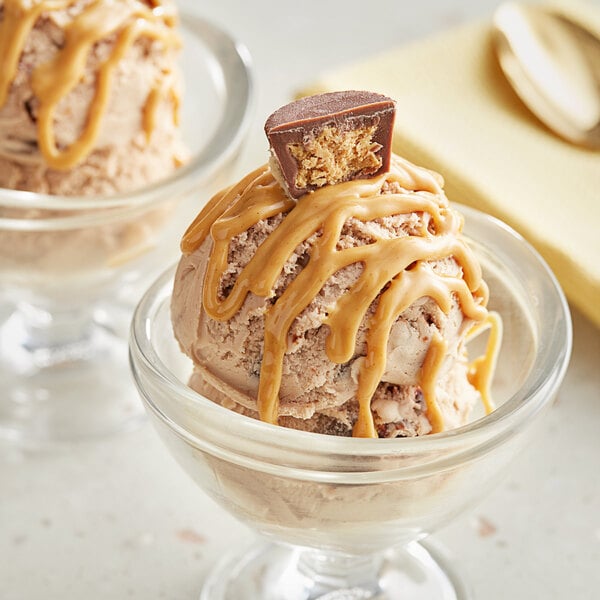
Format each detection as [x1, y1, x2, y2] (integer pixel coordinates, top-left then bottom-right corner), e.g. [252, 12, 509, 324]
[0, 0, 184, 195]
[171, 92, 501, 439]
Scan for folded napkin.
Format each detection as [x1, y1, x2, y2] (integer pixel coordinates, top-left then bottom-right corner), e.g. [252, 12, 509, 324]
[302, 5, 600, 329]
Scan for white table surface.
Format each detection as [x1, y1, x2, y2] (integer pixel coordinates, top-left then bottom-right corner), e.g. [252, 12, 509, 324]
[2, 1, 599, 599]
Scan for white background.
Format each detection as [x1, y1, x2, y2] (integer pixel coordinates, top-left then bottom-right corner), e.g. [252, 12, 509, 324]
[2, 1, 599, 599]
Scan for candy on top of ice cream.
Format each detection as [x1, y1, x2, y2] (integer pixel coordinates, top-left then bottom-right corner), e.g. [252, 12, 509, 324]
[174, 92, 502, 438]
[0, 0, 180, 171]
[265, 91, 396, 199]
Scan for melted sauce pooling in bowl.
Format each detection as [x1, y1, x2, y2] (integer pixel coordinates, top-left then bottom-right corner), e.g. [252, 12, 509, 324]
[0, 0, 180, 169]
[181, 156, 501, 438]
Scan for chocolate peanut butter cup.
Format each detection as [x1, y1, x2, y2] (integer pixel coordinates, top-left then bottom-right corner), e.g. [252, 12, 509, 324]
[265, 91, 396, 199]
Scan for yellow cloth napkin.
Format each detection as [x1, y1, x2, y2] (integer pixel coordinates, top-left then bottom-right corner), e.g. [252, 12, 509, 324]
[302, 10, 600, 328]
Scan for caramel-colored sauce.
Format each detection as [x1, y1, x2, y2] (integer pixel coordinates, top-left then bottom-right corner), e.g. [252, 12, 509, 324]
[182, 156, 501, 438]
[0, 0, 180, 169]
[467, 311, 503, 414]
[418, 332, 448, 434]
[142, 72, 179, 142]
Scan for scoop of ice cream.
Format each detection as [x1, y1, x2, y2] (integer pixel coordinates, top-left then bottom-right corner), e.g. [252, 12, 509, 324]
[172, 152, 495, 438]
[0, 0, 183, 195]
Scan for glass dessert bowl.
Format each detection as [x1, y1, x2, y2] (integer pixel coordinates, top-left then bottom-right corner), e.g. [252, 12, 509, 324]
[0, 15, 253, 445]
[130, 204, 572, 600]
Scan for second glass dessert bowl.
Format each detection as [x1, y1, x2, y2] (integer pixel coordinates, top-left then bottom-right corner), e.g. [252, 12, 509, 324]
[130, 204, 571, 600]
[0, 16, 253, 445]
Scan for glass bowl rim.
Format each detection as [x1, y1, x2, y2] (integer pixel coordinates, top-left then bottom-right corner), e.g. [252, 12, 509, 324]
[0, 14, 254, 213]
[130, 203, 573, 459]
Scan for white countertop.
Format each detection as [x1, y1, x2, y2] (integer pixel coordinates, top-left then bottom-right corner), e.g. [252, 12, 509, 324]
[2, 1, 599, 598]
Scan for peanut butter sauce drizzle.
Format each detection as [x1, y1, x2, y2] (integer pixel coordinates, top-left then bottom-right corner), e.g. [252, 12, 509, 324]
[466, 311, 503, 414]
[418, 332, 448, 434]
[182, 157, 496, 438]
[142, 72, 180, 142]
[0, 0, 180, 169]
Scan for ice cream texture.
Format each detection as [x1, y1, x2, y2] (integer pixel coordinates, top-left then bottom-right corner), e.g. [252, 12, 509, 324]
[0, 0, 183, 195]
[172, 92, 501, 439]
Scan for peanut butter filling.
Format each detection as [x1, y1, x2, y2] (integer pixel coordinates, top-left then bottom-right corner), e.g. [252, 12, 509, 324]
[0, 0, 180, 170]
[289, 124, 382, 190]
[182, 156, 502, 438]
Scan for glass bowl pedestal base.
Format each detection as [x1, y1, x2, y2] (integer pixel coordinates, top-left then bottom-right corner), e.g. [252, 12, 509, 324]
[202, 540, 468, 600]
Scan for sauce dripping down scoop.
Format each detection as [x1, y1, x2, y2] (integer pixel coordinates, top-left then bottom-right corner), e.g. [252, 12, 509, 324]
[174, 91, 502, 438]
[0, 0, 181, 170]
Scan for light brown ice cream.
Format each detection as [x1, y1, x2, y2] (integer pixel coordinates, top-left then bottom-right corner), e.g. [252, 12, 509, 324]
[0, 0, 183, 195]
[172, 150, 501, 438]
[0, 0, 187, 286]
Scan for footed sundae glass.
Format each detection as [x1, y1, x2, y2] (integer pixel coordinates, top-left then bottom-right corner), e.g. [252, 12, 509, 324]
[130, 205, 571, 599]
[0, 16, 253, 445]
